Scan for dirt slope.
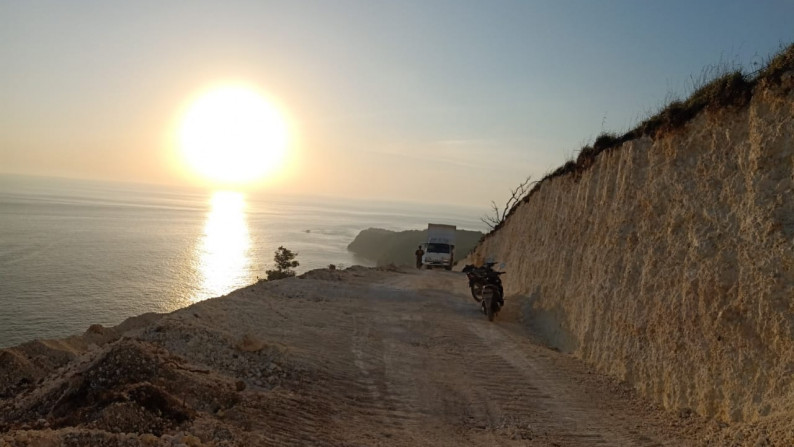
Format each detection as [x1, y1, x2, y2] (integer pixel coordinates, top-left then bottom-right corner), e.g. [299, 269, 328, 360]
[0, 267, 732, 446]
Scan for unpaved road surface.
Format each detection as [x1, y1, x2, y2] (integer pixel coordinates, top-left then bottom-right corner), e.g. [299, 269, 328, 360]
[1, 267, 712, 446]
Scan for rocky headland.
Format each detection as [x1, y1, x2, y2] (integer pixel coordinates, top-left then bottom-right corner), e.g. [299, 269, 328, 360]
[347, 227, 483, 267]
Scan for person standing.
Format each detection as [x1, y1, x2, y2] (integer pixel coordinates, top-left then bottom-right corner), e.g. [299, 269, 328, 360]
[415, 245, 424, 269]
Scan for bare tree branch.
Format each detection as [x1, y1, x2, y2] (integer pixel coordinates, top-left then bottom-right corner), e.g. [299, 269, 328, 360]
[481, 175, 535, 230]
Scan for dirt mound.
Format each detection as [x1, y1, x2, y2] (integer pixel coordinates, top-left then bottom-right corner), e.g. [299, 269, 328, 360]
[1, 338, 243, 436]
[298, 268, 346, 281]
[0, 312, 166, 400]
[0, 278, 324, 446]
[0, 349, 37, 399]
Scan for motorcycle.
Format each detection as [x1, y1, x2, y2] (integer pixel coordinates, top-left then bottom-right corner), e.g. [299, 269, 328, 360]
[462, 262, 505, 321]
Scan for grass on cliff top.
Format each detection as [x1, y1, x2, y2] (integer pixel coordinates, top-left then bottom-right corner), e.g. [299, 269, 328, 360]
[486, 43, 794, 234]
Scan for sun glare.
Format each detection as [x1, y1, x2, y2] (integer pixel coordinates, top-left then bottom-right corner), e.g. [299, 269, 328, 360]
[179, 86, 289, 185]
[195, 191, 252, 301]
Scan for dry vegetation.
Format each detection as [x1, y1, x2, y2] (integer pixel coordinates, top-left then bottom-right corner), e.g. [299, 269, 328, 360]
[487, 42, 794, 233]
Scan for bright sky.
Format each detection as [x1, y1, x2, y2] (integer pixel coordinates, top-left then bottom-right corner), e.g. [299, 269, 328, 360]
[1, 1, 792, 208]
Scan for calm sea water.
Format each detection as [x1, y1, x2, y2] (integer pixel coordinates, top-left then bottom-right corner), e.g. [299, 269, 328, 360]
[0, 175, 486, 348]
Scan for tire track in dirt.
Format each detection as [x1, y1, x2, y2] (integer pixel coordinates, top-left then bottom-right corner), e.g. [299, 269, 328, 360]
[278, 290, 433, 444]
[250, 270, 701, 446]
[395, 269, 685, 445]
[347, 303, 444, 444]
[468, 322, 671, 446]
[247, 393, 338, 447]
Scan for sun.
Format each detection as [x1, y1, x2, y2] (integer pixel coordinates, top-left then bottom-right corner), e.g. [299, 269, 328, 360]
[179, 85, 289, 185]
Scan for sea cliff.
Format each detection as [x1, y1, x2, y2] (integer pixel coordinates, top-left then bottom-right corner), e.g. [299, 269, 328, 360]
[462, 48, 794, 433]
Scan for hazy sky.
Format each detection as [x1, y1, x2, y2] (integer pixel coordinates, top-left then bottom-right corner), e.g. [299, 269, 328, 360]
[2, 1, 793, 207]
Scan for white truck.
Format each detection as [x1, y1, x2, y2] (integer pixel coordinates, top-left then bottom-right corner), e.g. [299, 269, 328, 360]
[422, 223, 456, 270]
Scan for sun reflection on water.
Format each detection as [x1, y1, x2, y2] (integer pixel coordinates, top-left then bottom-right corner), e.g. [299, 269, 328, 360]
[195, 191, 252, 301]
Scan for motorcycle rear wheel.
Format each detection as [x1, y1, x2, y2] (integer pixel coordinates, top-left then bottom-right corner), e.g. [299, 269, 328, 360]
[483, 286, 496, 322]
[470, 283, 483, 302]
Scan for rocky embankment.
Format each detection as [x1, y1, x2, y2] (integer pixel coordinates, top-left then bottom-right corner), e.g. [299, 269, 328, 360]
[462, 49, 794, 442]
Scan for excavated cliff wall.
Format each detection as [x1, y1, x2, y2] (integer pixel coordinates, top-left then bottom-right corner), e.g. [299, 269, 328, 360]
[465, 78, 793, 423]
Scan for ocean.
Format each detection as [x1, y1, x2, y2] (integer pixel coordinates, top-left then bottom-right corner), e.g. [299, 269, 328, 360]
[0, 175, 486, 348]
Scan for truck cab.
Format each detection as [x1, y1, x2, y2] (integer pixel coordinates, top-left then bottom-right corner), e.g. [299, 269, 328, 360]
[422, 224, 456, 270]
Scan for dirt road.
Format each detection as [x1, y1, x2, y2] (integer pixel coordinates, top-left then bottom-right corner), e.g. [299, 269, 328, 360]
[0, 267, 711, 446]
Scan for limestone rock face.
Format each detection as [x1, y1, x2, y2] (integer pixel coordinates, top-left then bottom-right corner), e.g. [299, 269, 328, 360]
[464, 82, 794, 424]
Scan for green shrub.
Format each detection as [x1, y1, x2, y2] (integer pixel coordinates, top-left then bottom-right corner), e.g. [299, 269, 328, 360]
[264, 246, 299, 280]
